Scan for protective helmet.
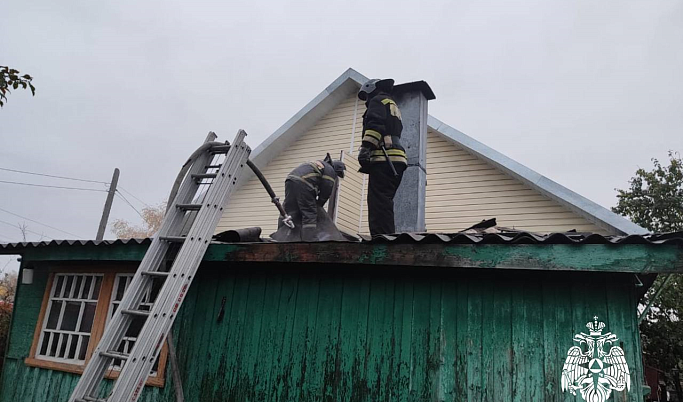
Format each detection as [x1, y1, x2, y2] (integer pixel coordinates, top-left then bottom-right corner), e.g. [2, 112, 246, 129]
[332, 160, 346, 178]
[358, 78, 395, 101]
[323, 153, 346, 178]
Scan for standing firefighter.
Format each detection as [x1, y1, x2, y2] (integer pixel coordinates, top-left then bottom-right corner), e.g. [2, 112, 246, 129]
[280, 154, 346, 241]
[357, 78, 407, 235]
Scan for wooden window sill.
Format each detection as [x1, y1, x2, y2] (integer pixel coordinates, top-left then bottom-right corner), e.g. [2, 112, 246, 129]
[24, 357, 165, 387]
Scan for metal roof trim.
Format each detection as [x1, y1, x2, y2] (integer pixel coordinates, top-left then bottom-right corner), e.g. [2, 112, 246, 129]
[237, 68, 368, 187]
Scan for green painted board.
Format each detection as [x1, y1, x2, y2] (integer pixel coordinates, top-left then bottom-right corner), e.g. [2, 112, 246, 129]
[1, 264, 648, 402]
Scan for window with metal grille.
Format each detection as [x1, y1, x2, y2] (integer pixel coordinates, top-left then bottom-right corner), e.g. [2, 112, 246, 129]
[106, 273, 161, 376]
[27, 269, 170, 387]
[36, 273, 103, 364]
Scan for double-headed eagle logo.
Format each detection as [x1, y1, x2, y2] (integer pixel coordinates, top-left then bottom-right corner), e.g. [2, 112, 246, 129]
[561, 317, 630, 402]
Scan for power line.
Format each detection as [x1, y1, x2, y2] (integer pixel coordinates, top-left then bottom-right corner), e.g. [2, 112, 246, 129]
[0, 180, 108, 192]
[115, 191, 145, 220]
[0, 258, 12, 276]
[0, 207, 83, 238]
[0, 233, 15, 242]
[0, 167, 109, 184]
[119, 186, 151, 208]
[0, 219, 53, 240]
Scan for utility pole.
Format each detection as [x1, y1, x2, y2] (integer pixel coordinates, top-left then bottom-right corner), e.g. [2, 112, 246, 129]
[96, 168, 120, 241]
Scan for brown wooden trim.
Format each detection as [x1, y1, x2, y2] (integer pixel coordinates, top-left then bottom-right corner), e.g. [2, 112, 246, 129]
[24, 356, 166, 387]
[25, 357, 84, 374]
[28, 272, 55, 359]
[48, 265, 138, 274]
[87, 272, 116, 360]
[155, 342, 169, 384]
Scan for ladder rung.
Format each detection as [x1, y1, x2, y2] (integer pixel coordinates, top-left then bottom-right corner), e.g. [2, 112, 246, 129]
[192, 173, 217, 180]
[79, 397, 107, 402]
[205, 164, 222, 169]
[176, 203, 202, 211]
[100, 350, 129, 360]
[159, 236, 185, 243]
[121, 309, 150, 317]
[210, 145, 230, 154]
[141, 271, 170, 277]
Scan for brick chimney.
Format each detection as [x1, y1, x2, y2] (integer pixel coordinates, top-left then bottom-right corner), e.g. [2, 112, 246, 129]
[392, 81, 435, 233]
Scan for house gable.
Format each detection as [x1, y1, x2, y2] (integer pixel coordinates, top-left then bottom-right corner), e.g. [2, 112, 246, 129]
[217, 69, 645, 236]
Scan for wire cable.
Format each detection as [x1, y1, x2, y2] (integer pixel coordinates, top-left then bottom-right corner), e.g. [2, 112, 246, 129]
[0, 219, 54, 240]
[115, 191, 145, 220]
[0, 180, 108, 192]
[0, 233, 15, 242]
[118, 186, 151, 208]
[0, 258, 13, 275]
[0, 207, 83, 238]
[0, 167, 108, 184]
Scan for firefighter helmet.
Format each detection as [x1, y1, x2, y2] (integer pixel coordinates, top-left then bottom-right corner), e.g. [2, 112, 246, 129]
[358, 78, 395, 101]
[332, 160, 346, 178]
[323, 153, 346, 178]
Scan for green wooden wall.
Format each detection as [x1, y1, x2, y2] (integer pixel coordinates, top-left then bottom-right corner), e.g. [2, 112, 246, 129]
[1, 262, 644, 402]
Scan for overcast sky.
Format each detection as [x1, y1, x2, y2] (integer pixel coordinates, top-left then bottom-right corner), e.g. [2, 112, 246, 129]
[1, 1, 682, 273]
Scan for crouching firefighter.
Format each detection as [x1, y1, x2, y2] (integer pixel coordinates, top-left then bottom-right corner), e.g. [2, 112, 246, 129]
[357, 78, 407, 236]
[279, 154, 346, 241]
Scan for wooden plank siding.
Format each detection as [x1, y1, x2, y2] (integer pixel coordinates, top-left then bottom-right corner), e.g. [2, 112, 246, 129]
[1, 263, 646, 401]
[218, 93, 608, 236]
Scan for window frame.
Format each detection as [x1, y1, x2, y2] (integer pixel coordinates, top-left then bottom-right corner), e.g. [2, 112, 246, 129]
[34, 272, 104, 365]
[25, 265, 169, 387]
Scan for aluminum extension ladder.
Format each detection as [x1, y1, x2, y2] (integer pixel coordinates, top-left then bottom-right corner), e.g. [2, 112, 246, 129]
[68, 130, 251, 402]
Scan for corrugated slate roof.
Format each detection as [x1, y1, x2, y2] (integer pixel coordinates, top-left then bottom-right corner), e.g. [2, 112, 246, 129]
[360, 232, 683, 245]
[1, 232, 681, 253]
[0, 238, 152, 251]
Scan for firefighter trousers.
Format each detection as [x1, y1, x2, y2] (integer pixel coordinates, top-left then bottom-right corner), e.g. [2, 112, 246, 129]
[367, 164, 404, 236]
[284, 178, 318, 241]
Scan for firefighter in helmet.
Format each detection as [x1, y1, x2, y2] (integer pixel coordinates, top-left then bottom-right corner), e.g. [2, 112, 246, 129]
[283, 153, 346, 241]
[357, 78, 407, 235]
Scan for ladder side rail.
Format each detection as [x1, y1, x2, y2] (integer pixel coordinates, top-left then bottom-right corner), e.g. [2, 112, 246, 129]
[111, 133, 249, 401]
[69, 145, 217, 402]
[112, 134, 248, 401]
[109, 131, 250, 401]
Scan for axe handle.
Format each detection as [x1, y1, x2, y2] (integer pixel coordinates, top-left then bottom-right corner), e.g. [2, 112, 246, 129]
[381, 145, 399, 177]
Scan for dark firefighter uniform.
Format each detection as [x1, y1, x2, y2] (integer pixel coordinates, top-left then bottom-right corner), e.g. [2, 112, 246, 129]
[357, 78, 407, 236]
[284, 158, 345, 241]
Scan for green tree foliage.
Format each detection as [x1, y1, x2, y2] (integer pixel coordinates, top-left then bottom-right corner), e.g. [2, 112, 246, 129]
[0, 66, 35, 107]
[613, 151, 683, 232]
[612, 151, 683, 394]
